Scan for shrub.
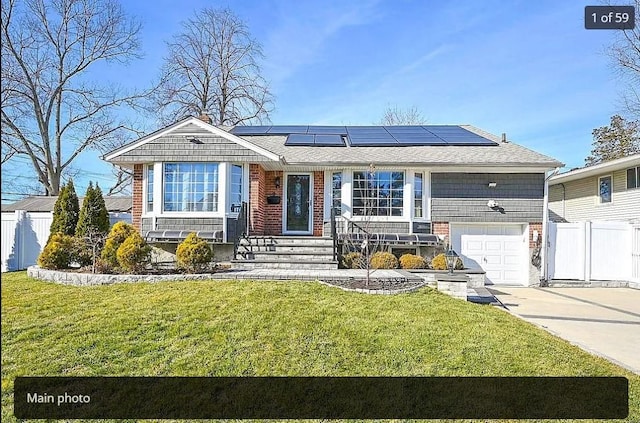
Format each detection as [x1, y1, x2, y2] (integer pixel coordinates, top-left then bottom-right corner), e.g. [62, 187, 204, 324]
[38, 233, 74, 269]
[399, 254, 427, 269]
[341, 251, 363, 269]
[370, 251, 399, 269]
[71, 236, 94, 267]
[102, 222, 137, 267]
[48, 180, 80, 241]
[431, 253, 464, 271]
[116, 232, 151, 273]
[176, 233, 213, 273]
[76, 182, 110, 238]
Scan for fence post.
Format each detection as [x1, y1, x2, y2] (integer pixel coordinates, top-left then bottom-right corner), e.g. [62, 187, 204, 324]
[584, 221, 591, 283]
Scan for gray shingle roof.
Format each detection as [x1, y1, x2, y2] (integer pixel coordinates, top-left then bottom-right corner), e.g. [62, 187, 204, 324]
[2, 196, 132, 213]
[240, 125, 562, 168]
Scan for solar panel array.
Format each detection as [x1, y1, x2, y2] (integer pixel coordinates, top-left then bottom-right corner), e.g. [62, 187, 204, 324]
[230, 125, 497, 147]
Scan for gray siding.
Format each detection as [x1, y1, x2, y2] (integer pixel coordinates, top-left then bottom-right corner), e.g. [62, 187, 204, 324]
[431, 173, 544, 222]
[116, 134, 273, 163]
[141, 217, 224, 232]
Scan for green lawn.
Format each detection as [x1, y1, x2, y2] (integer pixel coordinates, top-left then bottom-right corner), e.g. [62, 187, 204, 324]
[2, 271, 638, 422]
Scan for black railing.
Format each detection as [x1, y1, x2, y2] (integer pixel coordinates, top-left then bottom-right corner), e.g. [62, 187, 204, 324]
[330, 206, 338, 261]
[233, 201, 248, 260]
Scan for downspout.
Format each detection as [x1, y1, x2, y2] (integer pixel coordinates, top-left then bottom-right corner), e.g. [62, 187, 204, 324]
[541, 167, 561, 285]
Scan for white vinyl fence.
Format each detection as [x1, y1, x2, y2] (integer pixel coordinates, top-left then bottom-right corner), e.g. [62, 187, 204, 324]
[1, 210, 131, 272]
[548, 221, 637, 282]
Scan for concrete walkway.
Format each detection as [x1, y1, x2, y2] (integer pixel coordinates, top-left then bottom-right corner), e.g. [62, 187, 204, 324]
[488, 287, 640, 374]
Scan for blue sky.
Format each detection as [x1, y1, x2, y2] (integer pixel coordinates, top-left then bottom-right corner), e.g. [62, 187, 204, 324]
[2, 0, 630, 201]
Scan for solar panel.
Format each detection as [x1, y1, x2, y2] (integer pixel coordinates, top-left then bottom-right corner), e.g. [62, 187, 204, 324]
[425, 126, 497, 145]
[267, 125, 309, 134]
[314, 134, 345, 146]
[284, 134, 315, 146]
[307, 126, 347, 135]
[230, 126, 272, 135]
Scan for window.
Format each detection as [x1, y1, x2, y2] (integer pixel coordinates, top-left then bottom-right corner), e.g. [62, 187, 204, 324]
[230, 164, 243, 212]
[163, 163, 218, 212]
[414, 172, 423, 218]
[352, 170, 404, 216]
[146, 164, 154, 212]
[627, 166, 640, 189]
[332, 172, 342, 214]
[598, 175, 612, 204]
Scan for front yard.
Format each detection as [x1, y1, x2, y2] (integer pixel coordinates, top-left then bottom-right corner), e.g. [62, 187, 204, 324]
[2, 271, 638, 422]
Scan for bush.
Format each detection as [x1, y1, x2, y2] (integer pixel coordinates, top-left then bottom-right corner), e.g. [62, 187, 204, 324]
[76, 182, 110, 238]
[176, 233, 213, 273]
[431, 253, 464, 271]
[370, 251, 399, 269]
[399, 254, 427, 269]
[116, 232, 151, 273]
[341, 252, 363, 269]
[102, 222, 137, 268]
[38, 233, 74, 269]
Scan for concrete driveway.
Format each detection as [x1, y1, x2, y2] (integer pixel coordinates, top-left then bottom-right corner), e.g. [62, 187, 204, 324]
[488, 287, 640, 374]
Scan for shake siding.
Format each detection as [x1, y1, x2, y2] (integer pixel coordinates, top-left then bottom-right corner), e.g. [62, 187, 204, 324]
[115, 135, 273, 163]
[549, 169, 640, 222]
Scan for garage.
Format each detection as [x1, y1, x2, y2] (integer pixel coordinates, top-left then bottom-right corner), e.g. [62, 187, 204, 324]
[450, 224, 528, 285]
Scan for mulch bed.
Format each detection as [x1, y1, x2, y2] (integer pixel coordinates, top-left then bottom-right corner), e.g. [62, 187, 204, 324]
[323, 277, 424, 291]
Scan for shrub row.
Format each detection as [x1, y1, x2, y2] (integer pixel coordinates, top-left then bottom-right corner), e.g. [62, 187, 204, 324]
[340, 251, 464, 270]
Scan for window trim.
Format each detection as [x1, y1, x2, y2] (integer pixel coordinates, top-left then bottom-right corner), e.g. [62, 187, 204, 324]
[157, 162, 225, 217]
[228, 163, 244, 214]
[597, 174, 613, 205]
[627, 166, 640, 190]
[351, 169, 406, 219]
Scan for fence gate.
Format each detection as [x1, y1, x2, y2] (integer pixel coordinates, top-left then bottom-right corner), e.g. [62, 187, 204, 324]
[548, 221, 633, 282]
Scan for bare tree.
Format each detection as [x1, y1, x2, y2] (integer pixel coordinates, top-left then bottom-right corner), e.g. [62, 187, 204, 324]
[608, 0, 640, 118]
[1, 0, 146, 196]
[150, 7, 274, 126]
[378, 105, 427, 125]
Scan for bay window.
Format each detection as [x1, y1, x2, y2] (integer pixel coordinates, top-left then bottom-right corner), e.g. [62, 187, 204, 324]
[163, 163, 219, 212]
[146, 164, 154, 212]
[414, 172, 423, 218]
[352, 170, 404, 216]
[230, 164, 243, 212]
[332, 172, 342, 214]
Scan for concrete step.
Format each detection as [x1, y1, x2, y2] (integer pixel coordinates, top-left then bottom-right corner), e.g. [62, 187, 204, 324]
[238, 251, 335, 261]
[231, 260, 338, 270]
[241, 236, 334, 247]
[237, 244, 334, 253]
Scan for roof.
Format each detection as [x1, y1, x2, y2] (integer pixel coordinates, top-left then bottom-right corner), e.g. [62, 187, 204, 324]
[241, 125, 562, 169]
[103, 117, 563, 170]
[549, 154, 640, 184]
[1, 196, 132, 213]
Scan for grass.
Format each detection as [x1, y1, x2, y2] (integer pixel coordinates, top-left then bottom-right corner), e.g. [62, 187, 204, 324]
[2, 271, 639, 422]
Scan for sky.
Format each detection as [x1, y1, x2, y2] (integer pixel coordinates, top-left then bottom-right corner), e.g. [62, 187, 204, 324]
[1, 0, 633, 202]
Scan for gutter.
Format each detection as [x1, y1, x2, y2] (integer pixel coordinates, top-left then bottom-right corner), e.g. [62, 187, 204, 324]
[541, 167, 561, 284]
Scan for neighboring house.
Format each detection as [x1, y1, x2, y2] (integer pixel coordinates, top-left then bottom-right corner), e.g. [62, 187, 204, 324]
[549, 154, 640, 223]
[103, 116, 562, 285]
[1, 196, 132, 272]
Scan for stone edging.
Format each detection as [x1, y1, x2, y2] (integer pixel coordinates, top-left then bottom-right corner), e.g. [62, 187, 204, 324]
[317, 280, 428, 295]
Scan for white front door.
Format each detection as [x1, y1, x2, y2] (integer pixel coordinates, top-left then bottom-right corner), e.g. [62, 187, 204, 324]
[451, 224, 527, 285]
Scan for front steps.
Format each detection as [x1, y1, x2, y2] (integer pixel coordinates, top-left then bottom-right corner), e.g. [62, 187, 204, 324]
[232, 236, 339, 270]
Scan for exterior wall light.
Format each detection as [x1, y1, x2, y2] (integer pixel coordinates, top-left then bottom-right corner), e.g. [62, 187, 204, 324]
[488, 182, 497, 188]
[274, 176, 281, 189]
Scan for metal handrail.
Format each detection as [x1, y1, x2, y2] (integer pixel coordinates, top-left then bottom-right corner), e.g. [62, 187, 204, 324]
[233, 201, 248, 259]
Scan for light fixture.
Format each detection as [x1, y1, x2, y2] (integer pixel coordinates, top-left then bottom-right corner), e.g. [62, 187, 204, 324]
[487, 199, 499, 208]
[274, 176, 281, 189]
[488, 182, 497, 188]
[445, 246, 459, 275]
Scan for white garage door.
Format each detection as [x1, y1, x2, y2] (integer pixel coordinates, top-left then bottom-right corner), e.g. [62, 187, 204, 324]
[451, 224, 527, 285]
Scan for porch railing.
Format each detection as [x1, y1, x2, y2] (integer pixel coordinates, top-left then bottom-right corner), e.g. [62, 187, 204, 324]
[233, 201, 248, 260]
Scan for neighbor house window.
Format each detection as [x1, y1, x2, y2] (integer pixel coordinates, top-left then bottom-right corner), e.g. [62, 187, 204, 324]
[414, 172, 423, 218]
[598, 175, 612, 204]
[163, 163, 218, 212]
[146, 164, 154, 212]
[352, 170, 404, 216]
[230, 164, 243, 212]
[627, 166, 640, 189]
[332, 172, 342, 214]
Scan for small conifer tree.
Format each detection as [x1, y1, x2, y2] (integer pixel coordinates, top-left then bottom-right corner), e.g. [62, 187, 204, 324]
[48, 179, 80, 241]
[76, 182, 110, 237]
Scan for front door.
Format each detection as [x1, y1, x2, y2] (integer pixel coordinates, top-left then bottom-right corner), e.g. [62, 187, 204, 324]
[284, 173, 312, 234]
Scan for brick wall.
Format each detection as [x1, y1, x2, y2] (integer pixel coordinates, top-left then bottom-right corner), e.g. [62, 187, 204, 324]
[528, 222, 542, 248]
[249, 164, 265, 235]
[264, 171, 283, 235]
[313, 171, 324, 236]
[432, 221, 449, 237]
[132, 164, 143, 231]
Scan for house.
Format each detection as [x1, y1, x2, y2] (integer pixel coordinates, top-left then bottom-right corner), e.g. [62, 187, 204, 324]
[1, 196, 132, 272]
[103, 115, 562, 286]
[548, 153, 640, 223]
[545, 154, 640, 285]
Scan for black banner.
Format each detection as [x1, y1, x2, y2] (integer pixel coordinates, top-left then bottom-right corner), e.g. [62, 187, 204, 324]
[14, 376, 628, 419]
